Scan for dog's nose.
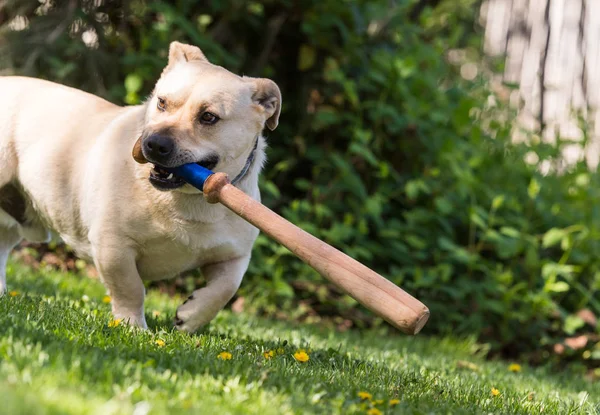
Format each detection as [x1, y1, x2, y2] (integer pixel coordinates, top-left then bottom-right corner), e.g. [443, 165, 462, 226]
[143, 135, 174, 163]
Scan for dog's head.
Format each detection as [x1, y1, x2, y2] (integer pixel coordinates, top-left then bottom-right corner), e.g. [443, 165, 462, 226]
[133, 41, 281, 192]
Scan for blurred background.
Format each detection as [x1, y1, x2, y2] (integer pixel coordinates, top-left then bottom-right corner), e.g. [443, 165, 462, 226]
[0, 0, 598, 372]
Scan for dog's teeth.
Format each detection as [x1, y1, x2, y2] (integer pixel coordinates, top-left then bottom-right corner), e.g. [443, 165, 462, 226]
[167, 173, 173, 180]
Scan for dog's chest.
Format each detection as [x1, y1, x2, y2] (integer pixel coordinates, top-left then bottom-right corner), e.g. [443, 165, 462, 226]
[135, 218, 256, 281]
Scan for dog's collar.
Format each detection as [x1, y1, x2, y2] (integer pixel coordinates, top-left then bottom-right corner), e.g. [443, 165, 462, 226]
[230, 137, 259, 186]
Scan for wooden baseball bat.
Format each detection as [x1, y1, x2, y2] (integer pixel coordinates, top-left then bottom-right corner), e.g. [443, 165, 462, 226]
[168, 163, 430, 335]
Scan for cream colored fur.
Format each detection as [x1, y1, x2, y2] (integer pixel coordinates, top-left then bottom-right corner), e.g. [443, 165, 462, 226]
[0, 42, 281, 332]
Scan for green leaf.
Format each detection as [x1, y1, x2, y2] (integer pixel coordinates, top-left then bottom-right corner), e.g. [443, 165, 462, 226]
[405, 235, 427, 250]
[247, 2, 264, 15]
[197, 14, 213, 29]
[313, 106, 339, 129]
[262, 181, 281, 198]
[405, 181, 420, 200]
[575, 173, 590, 187]
[124, 73, 143, 94]
[492, 195, 505, 210]
[469, 212, 486, 229]
[547, 281, 570, 293]
[528, 178, 540, 199]
[542, 228, 566, 248]
[560, 236, 572, 251]
[500, 227, 520, 238]
[563, 315, 585, 335]
[349, 142, 378, 166]
[343, 80, 359, 109]
[124, 91, 140, 105]
[274, 277, 294, 298]
[404, 180, 429, 200]
[365, 198, 382, 218]
[434, 198, 453, 215]
[294, 179, 311, 191]
[298, 45, 316, 71]
[542, 263, 578, 280]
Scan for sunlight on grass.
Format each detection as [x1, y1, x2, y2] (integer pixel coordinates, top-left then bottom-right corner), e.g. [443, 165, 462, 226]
[1, 259, 598, 414]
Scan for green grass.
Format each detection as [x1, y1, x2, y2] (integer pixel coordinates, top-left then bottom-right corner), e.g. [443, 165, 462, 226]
[1, 259, 598, 415]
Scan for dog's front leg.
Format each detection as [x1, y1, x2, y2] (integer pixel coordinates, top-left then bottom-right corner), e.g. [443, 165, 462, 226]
[93, 245, 147, 329]
[174, 255, 250, 333]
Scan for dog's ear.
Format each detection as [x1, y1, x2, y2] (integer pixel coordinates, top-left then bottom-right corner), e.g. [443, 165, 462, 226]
[165, 42, 207, 72]
[247, 77, 282, 131]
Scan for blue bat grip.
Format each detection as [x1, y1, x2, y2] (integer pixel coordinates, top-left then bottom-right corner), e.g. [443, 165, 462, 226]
[166, 164, 214, 191]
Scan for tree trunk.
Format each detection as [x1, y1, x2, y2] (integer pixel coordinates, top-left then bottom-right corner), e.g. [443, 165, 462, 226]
[482, 0, 600, 168]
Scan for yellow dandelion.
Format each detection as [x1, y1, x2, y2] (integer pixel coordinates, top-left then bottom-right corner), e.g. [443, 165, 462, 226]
[217, 351, 232, 360]
[367, 409, 382, 415]
[152, 310, 161, 317]
[373, 399, 384, 405]
[102, 295, 111, 304]
[358, 391, 372, 400]
[263, 350, 275, 359]
[389, 399, 400, 406]
[508, 363, 521, 372]
[491, 388, 501, 397]
[293, 350, 309, 363]
[155, 339, 166, 347]
[108, 318, 122, 328]
[8, 290, 18, 297]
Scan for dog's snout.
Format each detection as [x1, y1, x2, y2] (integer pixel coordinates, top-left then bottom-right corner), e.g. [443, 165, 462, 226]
[143, 135, 174, 163]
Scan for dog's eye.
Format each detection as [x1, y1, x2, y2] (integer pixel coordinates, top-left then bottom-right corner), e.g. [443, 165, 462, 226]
[157, 97, 166, 111]
[199, 112, 219, 125]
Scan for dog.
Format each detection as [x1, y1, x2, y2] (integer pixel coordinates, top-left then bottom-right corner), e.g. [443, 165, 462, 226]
[0, 41, 281, 332]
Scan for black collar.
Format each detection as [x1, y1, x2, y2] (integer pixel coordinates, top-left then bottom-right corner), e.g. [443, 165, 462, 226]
[230, 137, 258, 186]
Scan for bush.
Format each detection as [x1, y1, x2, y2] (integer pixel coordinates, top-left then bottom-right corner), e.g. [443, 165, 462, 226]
[2, 0, 599, 367]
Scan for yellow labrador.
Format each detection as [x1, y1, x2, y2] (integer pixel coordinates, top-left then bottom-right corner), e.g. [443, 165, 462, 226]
[0, 42, 281, 332]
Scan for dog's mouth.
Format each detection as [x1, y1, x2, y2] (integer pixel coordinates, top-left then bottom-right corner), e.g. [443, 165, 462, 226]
[148, 158, 219, 191]
[149, 165, 186, 190]
[133, 137, 220, 191]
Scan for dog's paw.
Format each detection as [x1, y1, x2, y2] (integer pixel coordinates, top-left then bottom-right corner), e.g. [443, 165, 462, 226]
[173, 294, 211, 333]
[174, 318, 198, 333]
[173, 315, 200, 333]
[112, 312, 148, 330]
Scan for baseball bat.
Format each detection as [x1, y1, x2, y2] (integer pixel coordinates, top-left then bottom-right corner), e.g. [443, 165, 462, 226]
[166, 163, 429, 335]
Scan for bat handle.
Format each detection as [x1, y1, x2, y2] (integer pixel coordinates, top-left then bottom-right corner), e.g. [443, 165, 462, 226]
[203, 173, 430, 335]
[167, 163, 214, 190]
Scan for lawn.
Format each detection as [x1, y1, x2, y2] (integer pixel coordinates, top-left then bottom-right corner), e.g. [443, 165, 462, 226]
[1, 259, 598, 415]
